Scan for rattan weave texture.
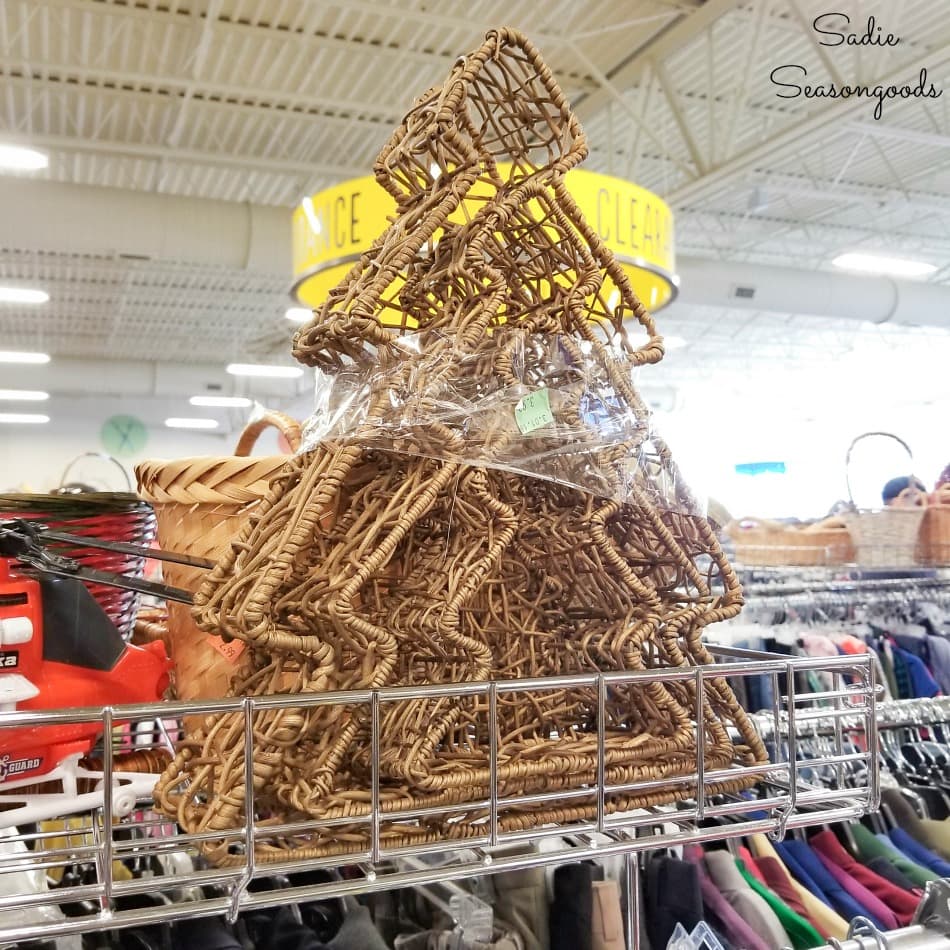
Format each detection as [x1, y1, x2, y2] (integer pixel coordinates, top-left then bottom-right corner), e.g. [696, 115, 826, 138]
[154, 27, 766, 864]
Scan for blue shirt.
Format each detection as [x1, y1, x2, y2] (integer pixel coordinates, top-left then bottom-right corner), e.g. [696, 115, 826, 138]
[889, 827, 950, 877]
[895, 647, 940, 698]
[773, 841, 834, 909]
[778, 839, 886, 928]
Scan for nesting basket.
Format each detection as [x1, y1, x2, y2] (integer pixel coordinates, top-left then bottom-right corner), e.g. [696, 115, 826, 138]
[841, 432, 927, 568]
[135, 412, 300, 701]
[728, 516, 854, 567]
[0, 493, 155, 639]
[153, 28, 767, 866]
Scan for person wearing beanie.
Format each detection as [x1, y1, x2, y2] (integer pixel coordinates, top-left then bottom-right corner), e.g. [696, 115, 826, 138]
[881, 476, 927, 507]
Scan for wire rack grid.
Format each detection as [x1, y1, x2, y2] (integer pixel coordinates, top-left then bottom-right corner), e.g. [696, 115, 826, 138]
[0, 646, 877, 945]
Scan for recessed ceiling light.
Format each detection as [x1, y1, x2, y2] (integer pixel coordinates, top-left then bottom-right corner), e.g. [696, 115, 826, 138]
[832, 252, 937, 278]
[285, 307, 312, 323]
[0, 351, 50, 364]
[0, 287, 48, 304]
[0, 412, 49, 424]
[189, 395, 252, 408]
[165, 417, 220, 429]
[0, 145, 48, 171]
[0, 389, 49, 401]
[226, 363, 304, 378]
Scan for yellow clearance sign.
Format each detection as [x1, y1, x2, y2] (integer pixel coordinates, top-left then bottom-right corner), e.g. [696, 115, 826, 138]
[291, 166, 676, 315]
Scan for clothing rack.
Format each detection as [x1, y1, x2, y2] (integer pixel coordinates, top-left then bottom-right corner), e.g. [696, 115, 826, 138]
[819, 877, 950, 950]
[4, 570, 949, 946]
[822, 924, 950, 950]
[739, 572, 950, 609]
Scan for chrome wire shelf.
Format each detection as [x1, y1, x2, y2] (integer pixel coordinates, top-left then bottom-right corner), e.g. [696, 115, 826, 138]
[0, 647, 877, 945]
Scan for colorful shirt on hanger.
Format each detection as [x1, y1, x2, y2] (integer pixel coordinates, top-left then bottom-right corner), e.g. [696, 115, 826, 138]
[735, 859, 824, 949]
[809, 831, 920, 924]
[704, 849, 791, 950]
[888, 828, 950, 878]
[684, 846, 771, 950]
[852, 825, 939, 888]
[776, 839, 883, 928]
[747, 835, 849, 940]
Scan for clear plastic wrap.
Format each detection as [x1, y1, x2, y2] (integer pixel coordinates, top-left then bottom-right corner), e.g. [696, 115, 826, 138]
[299, 327, 705, 515]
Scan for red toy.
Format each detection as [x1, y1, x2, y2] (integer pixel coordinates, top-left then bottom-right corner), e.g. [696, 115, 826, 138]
[0, 558, 171, 786]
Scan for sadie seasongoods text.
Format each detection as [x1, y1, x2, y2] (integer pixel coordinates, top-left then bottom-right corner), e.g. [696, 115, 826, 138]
[770, 12, 942, 120]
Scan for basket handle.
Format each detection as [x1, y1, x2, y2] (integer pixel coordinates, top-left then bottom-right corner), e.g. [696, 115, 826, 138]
[233, 411, 301, 457]
[845, 431, 914, 509]
[58, 452, 132, 491]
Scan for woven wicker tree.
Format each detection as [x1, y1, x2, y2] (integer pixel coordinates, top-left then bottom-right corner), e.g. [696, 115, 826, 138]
[155, 27, 766, 864]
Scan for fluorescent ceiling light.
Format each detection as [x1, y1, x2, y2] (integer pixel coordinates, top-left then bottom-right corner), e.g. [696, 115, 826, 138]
[226, 363, 304, 378]
[189, 395, 252, 408]
[0, 413, 49, 424]
[0, 351, 50, 364]
[285, 307, 312, 323]
[0, 145, 48, 171]
[165, 417, 219, 430]
[301, 196, 322, 235]
[832, 252, 937, 278]
[0, 286, 48, 304]
[0, 389, 49, 401]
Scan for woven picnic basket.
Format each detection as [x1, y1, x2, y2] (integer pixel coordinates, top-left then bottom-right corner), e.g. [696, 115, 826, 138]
[842, 432, 927, 568]
[728, 516, 854, 567]
[135, 411, 300, 702]
[153, 27, 767, 866]
[0, 493, 156, 639]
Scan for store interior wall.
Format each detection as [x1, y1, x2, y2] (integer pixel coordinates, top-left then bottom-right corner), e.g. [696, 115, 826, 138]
[0, 396, 289, 492]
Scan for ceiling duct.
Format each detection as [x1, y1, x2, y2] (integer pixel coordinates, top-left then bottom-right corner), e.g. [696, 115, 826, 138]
[675, 256, 950, 330]
[3, 179, 950, 330]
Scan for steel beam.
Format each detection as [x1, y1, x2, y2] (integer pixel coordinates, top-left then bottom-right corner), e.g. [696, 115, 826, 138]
[571, 0, 744, 124]
[670, 36, 950, 207]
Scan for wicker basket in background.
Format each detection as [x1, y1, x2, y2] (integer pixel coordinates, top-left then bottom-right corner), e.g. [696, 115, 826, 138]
[135, 411, 300, 702]
[920, 484, 950, 565]
[727, 516, 854, 567]
[0, 493, 156, 639]
[841, 432, 927, 569]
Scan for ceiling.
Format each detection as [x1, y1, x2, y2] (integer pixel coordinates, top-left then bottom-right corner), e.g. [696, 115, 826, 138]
[0, 0, 949, 420]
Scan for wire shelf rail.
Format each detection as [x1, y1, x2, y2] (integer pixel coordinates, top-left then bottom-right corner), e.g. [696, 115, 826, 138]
[0, 647, 877, 945]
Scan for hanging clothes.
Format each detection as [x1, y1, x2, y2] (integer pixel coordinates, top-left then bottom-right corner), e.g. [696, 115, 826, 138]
[747, 834, 849, 940]
[734, 859, 824, 949]
[683, 846, 771, 950]
[645, 855, 704, 950]
[703, 849, 791, 950]
[809, 831, 918, 924]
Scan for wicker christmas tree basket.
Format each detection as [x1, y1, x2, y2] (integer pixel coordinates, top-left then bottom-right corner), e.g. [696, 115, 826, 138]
[153, 28, 767, 865]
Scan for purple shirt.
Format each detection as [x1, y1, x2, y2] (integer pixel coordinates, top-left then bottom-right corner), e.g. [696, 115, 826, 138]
[813, 849, 900, 930]
[684, 846, 772, 950]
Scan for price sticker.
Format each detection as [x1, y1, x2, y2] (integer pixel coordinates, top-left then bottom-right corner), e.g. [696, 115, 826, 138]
[209, 634, 245, 665]
[514, 388, 554, 434]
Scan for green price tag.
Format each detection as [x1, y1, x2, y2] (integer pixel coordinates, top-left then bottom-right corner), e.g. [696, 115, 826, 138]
[514, 388, 554, 434]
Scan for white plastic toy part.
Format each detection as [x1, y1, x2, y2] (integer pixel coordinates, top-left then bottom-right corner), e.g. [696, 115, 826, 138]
[0, 616, 33, 645]
[0, 672, 39, 711]
[0, 753, 160, 829]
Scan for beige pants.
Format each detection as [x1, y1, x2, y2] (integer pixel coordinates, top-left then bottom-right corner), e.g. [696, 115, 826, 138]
[592, 880, 626, 950]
